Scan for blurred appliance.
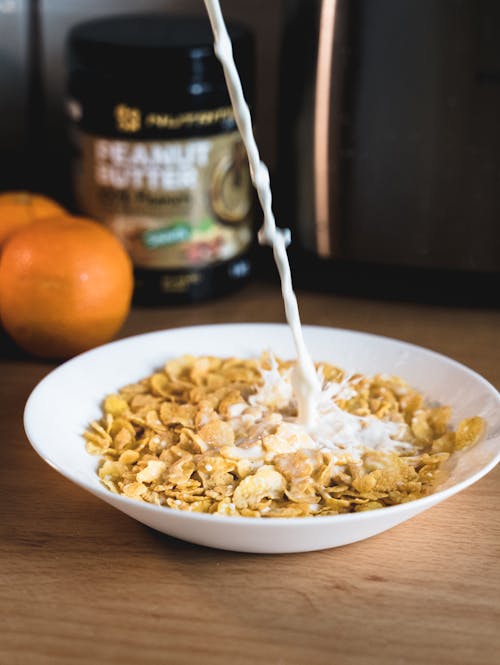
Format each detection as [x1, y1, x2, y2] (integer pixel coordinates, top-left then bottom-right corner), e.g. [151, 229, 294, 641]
[277, 0, 500, 303]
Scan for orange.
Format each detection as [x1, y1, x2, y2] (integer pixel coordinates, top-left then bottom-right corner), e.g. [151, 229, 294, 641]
[0, 191, 66, 248]
[0, 216, 133, 359]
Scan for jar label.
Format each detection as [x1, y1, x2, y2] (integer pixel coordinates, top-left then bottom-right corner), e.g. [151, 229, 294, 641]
[72, 130, 253, 269]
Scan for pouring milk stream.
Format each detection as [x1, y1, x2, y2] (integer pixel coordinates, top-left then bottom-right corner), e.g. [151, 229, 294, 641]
[204, 0, 321, 427]
[203, 1, 412, 456]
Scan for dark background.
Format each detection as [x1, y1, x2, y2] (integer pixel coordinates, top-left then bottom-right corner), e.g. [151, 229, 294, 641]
[0, 0, 283, 198]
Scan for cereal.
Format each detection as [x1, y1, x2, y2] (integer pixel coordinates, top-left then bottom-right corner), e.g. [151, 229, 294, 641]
[455, 417, 486, 450]
[84, 355, 486, 518]
[232, 466, 287, 510]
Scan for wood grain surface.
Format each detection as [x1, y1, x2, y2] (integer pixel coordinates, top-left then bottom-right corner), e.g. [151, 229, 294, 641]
[1, 283, 499, 665]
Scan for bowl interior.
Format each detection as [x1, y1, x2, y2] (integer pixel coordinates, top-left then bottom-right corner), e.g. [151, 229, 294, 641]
[24, 324, 500, 518]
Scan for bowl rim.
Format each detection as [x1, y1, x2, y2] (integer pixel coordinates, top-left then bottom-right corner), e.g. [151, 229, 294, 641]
[23, 323, 500, 528]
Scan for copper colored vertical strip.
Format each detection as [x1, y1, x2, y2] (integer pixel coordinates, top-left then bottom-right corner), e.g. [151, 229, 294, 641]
[314, 0, 337, 257]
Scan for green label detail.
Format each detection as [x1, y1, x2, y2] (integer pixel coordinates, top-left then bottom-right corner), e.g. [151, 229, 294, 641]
[142, 222, 191, 248]
[197, 217, 215, 232]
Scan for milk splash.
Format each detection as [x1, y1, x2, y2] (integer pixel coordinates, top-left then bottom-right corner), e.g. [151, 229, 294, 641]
[204, 0, 321, 427]
[247, 356, 413, 461]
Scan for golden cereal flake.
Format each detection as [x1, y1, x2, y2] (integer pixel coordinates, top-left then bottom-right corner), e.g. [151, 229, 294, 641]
[136, 460, 166, 483]
[455, 417, 486, 450]
[232, 466, 287, 510]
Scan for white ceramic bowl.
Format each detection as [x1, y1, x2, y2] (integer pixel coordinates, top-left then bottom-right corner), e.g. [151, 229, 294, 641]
[24, 324, 500, 553]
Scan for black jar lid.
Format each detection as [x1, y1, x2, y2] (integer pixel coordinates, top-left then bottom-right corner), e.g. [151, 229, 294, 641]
[67, 14, 253, 98]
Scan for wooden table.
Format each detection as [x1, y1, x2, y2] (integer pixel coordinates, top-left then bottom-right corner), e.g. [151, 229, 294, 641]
[1, 283, 499, 665]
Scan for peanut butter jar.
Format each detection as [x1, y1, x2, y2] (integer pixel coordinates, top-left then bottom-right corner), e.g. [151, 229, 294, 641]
[66, 14, 254, 304]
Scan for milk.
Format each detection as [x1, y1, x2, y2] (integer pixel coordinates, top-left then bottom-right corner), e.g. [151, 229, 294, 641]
[203, 0, 321, 427]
